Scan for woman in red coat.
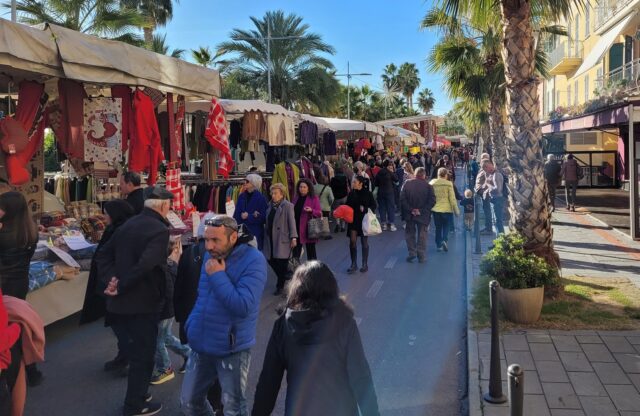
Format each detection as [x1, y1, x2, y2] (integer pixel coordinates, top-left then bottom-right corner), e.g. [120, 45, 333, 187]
[292, 179, 322, 262]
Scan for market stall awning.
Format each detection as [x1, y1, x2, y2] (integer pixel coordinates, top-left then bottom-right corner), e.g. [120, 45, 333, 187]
[294, 113, 333, 132]
[318, 117, 384, 135]
[46, 24, 220, 98]
[159, 99, 298, 117]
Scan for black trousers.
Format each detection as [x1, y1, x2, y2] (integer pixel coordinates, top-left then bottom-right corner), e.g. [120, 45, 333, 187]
[113, 313, 158, 411]
[292, 243, 317, 261]
[271, 258, 289, 290]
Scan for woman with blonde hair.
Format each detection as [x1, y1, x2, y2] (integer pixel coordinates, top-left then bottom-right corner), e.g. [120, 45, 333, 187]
[429, 168, 460, 252]
[266, 183, 298, 296]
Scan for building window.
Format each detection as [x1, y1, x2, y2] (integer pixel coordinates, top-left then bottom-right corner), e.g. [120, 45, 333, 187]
[585, 5, 590, 36]
[585, 75, 590, 101]
[567, 85, 572, 105]
[569, 132, 598, 145]
[574, 80, 579, 103]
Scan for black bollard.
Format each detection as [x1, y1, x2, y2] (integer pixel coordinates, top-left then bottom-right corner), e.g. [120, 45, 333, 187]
[484, 280, 507, 404]
[474, 195, 482, 254]
[508, 364, 524, 416]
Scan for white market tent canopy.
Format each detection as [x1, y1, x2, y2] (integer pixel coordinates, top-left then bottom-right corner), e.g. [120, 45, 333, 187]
[0, 20, 221, 97]
[295, 113, 333, 133]
[382, 124, 425, 145]
[161, 99, 297, 117]
[318, 117, 384, 136]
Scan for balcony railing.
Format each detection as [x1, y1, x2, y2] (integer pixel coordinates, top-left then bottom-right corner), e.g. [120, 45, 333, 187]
[548, 41, 583, 75]
[595, 58, 640, 95]
[595, 0, 636, 30]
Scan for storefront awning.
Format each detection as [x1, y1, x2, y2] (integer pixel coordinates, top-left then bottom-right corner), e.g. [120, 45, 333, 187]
[574, 13, 636, 77]
[541, 103, 633, 134]
[318, 117, 384, 135]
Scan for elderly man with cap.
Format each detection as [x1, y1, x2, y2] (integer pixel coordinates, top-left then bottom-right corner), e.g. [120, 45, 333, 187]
[233, 173, 268, 251]
[99, 186, 174, 416]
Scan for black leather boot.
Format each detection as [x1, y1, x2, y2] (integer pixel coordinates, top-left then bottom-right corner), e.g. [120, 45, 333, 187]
[347, 246, 358, 274]
[360, 246, 369, 273]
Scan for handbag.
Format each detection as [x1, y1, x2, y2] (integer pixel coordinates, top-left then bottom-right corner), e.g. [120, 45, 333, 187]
[307, 217, 330, 239]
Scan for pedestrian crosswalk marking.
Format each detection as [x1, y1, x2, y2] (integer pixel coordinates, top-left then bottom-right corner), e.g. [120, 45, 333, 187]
[384, 257, 397, 269]
[366, 280, 384, 298]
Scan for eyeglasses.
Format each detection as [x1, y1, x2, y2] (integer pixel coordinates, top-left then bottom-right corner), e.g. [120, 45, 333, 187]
[204, 216, 238, 231]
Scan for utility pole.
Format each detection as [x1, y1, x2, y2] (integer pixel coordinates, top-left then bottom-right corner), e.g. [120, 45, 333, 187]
[336, 62, 371, 119]
[267, 20, 271, 103]
[11, 0, 16, 22]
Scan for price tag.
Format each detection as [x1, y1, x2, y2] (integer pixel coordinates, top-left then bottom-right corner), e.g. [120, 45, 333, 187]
[48, 245, 81, 268]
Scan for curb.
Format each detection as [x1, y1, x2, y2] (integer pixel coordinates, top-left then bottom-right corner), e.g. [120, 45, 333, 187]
[466, 230, 483, 416]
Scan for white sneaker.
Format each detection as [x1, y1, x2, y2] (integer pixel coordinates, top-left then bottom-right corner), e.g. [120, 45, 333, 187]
[389, 224, 397, 232]
[381, 224, 387, 231]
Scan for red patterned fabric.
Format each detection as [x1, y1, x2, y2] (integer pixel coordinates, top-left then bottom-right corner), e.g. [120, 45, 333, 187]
[166, 168, 184, 211]
[111, 85, 134, 152]
[204, 98, 233, 178]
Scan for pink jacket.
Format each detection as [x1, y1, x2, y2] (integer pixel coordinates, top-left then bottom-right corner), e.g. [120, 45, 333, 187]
[293, 195, 322, 244]
[3, 295, 45, 366]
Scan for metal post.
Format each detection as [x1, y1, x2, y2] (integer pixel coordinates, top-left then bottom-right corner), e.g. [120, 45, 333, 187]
[347, 61, 350, 119]
[508, 364, 524, 416]
[11, 0, 16, 23]
[484, 280, 507, 404]
[629, 104, 638, 239]
[267, 20, 272, 103]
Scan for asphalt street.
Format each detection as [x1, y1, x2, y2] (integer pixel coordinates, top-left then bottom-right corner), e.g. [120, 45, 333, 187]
[24, 175, 469, 416]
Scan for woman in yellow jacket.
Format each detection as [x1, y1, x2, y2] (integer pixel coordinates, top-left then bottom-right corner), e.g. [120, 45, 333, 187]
[429, 167, 460, 252]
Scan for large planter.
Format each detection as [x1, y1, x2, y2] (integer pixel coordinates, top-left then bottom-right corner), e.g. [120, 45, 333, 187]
[499, 286, 544, 324]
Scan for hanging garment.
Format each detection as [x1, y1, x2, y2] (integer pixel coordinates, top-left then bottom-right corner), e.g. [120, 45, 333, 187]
[298, 157, 317, 184]
[266, 114, 295, 146]
[299, 121, 318, 145]
[129, 90, 164, 186]
[273, 161, 300, 201]
[229, 119, 242, 148]
[204, 98, 234, 178]
[242, 110, 265, 141]
[174, 95, 185, 160]
[83, 97, 123, 162]
[57, 79, 86, 159]
[323, 131, 337, 155]
[110, 85, 134, 152]
[165, 168, 185, 211]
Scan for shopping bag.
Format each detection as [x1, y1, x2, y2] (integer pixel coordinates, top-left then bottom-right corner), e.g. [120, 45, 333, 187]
[333, 204, 354, 224]
[225, 199, 235, 218]
[307, 217, 330, 240]
[362, 209, 382, 236]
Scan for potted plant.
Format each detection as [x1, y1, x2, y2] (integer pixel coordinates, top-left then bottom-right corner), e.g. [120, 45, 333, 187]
[479, 233, 558, 324]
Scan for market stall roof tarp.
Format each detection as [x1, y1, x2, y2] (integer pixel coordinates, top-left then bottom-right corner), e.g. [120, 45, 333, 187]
[318, 117, 384, 135]
[159, 99, 298, 117]
[46, 24, 220, 98]
[295, 113, 333, 132]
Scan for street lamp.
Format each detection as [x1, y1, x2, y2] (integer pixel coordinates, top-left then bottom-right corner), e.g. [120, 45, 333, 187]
[11, 0, 16, 22]
[336, 62, 371, 119]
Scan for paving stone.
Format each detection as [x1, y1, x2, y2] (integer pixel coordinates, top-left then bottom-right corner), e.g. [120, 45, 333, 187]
[528, 334, 553, 343]
[581, 344, 615, 363]
[627, 337, 640, 345]
[567, 372, 607, 396]
[503, 334, 529, 351]
[550, 411, 585, 416]
[505, 350, 535, 371]
[579, 396, 618, 416]
[576, 335, 603, 344]
[605, 384, 640, 411]
[559, 352, 593, 372]
[600, 331, 640, 337]
[615, 353, 640, 374]
[481, 359, 507, 381]
[531, 343, 561, 361]
[620, 412, 640, 416]
[601, 336, 636, 353]
[628, 374, 640, 392]
[592, 362, 631, 385]
[479, 341, 506, 360]
[537, 360, 570, 382]
[552, 336, 582, 352]
[524, 370, 543, 395]
[542, 382, 581, 409]
[524, 394, 551, 416]
[483, 405, 510, 416]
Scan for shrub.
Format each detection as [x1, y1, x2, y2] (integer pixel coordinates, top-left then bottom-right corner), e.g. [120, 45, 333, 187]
[479, 233, 558, 290]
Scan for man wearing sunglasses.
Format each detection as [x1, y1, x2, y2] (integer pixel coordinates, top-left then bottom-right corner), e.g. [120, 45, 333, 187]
[181, 215, 267, 416]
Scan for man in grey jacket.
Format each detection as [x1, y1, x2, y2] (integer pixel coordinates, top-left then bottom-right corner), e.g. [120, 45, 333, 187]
[400, 168, 436, 263]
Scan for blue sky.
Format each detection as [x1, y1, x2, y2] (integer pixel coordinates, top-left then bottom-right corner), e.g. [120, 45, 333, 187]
[162, 0, 453, 115]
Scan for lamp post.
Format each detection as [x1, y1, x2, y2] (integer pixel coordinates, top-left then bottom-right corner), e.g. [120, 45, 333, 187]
[11, 0, 16, 22]
[336, 62, 371, 119]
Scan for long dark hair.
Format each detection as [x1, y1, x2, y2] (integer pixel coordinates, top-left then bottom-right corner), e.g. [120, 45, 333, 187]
[0, 191, 37, 248]
[287, 261, 340, 313]
[296, 178, 315, 198]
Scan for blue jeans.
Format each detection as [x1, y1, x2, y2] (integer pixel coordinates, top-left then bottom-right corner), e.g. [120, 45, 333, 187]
[181, 350, 251, 416]
[490, 196, 505, 234]
[377, 192, 395, 224]
[154, 318, 191, 374]
[433, 212, 452, 248]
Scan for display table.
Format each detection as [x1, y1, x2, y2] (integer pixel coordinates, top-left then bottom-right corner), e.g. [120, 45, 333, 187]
[26, 271, 89, 326]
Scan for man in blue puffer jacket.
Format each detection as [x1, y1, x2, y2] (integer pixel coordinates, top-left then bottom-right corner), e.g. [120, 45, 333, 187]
[180, 215, 267, 416]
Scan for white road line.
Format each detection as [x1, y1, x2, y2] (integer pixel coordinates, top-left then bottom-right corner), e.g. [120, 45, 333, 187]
[366, 280, 384, 298]
[384, 256, 397, 269]
[355, 317, 362, 326]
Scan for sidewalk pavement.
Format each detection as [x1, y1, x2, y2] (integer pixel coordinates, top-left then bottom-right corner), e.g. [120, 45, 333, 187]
[467, 208, 640, 416]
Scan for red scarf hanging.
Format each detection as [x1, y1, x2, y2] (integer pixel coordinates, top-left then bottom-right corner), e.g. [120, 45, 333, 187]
[204, 97, 234, 178]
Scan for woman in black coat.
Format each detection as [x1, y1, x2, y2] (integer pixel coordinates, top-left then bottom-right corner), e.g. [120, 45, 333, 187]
[345, 176, 376, 274]
[79, 199, 134, 373]
[252, 261, 380, 416]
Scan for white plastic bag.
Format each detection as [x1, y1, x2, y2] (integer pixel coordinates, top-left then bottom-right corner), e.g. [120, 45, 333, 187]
[362, 209, 382, 236]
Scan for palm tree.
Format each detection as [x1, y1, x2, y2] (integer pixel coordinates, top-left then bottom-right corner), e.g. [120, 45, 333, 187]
[120, 0, 177, 44]
[429, 0, 575, 270]
[191, 46, 226, 68]
[216, 10, 339, 113]
[382, 63, 398, 89]
[148, 33, 184, 58]
[417, 88, 436, 114]
[397, 63, 421, 110]
[13, 0, 145, 44]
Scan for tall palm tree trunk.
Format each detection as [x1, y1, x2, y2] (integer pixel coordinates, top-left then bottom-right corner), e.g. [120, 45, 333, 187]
[489, 96, 508, 171]
[499, 0, 560, 271]
[144, 26, 154, 44]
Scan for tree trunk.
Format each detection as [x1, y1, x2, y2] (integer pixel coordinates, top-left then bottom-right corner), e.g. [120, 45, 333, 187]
[499, 0, 560, 274]
[143, 27, 154, 45]
[489, 95, 508, 172]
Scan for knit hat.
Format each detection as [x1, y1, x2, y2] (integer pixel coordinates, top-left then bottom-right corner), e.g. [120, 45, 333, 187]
[245, 173, 262, 191]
